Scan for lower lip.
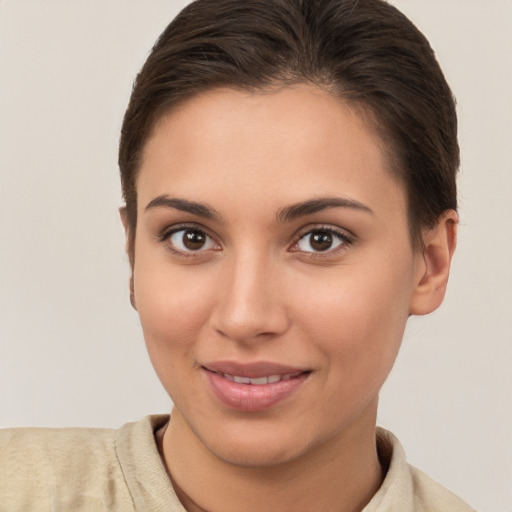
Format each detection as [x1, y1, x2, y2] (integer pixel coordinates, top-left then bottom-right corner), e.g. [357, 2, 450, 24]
[204, 370, 310, 412]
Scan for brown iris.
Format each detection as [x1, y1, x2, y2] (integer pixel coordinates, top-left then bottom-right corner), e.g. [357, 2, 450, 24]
[183, 230, 207, 250]
[310, 231, 334, 251]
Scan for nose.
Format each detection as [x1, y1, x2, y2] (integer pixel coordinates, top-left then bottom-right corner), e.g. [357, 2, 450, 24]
[209, 252, 290, 344]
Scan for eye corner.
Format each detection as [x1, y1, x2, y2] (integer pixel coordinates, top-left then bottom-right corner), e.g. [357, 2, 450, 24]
[289, 226, 355, 256]
[158, 224, 222, 256]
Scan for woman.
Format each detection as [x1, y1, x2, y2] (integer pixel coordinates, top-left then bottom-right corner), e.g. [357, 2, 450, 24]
[0, 0, 476, 510]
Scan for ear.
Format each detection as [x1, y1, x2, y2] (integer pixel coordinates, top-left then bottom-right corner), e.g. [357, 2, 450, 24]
[119, 206, 137, 310]
[409, 210, 458, 316]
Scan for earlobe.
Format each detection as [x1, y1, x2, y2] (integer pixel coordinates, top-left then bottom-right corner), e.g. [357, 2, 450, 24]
[409, 210, 458, 316]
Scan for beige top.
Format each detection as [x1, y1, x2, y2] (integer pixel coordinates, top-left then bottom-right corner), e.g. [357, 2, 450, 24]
[0, 414, 475, 512]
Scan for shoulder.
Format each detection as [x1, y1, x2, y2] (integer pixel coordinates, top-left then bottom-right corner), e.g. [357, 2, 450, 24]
[0, 423, 132, 511]
[370, 428, 476, 512]
[0, 422, 117, 456]
[409, 465, 477, 512]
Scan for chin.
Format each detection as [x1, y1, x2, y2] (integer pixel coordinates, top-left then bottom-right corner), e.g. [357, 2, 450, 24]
[206, 436, 306, 468]
[191, 413, 321, 469]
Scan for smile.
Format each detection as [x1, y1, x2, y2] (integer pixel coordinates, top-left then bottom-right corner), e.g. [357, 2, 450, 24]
[221, 372, 303, 385]
[202, 363, 311, 412]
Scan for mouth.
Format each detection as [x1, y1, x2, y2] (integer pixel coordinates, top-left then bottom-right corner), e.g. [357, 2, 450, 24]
[209, 370, 306, 385]
[202, 360, 310, 379]
[201, 362, 312, 412]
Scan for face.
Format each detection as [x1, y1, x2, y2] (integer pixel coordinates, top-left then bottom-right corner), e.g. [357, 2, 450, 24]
[131, 84, 426, 467]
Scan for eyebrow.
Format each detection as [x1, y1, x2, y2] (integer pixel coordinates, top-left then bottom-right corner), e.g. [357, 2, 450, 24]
[144, 195, 221, 220]
[144, 194, 373, 223]
[276, 197, 374, 222]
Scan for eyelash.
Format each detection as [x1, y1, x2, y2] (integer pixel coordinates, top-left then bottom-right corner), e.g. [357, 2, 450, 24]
[158, 224, 354, 257]
[290, 226, 354, 256]
[158, 224, 220, 257]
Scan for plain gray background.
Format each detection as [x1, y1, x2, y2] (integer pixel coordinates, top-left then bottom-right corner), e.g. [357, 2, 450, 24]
[1, 1, 511, 510]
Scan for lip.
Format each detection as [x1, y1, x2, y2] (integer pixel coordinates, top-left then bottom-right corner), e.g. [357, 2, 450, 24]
[202, 360, 307, 378]
[202, 361, 311, 412]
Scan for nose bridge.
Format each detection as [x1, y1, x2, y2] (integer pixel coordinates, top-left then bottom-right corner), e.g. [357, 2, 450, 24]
[211, 247, 288, 342]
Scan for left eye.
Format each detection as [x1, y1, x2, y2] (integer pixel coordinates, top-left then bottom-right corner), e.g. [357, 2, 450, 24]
[295, 229, 348, 253]
[168, 228, 218, 252]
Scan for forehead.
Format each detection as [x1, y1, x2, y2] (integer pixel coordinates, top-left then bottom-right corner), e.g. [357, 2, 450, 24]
[137, 84, 406, 218]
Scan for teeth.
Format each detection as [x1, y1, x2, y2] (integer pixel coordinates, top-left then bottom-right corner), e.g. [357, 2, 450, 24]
[222, 372, 302, 385]
[250, 377, 269, 385]
[233, 376, 251, 384]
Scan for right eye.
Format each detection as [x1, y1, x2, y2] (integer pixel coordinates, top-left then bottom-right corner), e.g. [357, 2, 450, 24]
[165, 228, 219, 253]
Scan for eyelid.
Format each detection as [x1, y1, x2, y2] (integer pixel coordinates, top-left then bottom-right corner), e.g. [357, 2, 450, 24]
[157, 222, 354, 257]
[158, 221, 214, 239]
[289, 225, 355, 255]
[158, 223, 221, 255]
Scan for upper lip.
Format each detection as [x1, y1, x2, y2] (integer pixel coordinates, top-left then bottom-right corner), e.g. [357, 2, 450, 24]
[202, 361, 310, 378]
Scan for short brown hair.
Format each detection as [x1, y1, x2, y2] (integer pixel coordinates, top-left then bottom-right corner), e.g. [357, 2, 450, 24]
[119, 0, 458, 253]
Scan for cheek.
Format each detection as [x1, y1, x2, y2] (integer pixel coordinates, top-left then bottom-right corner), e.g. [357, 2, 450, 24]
[294, 264, 412, 390]
[133, 260, 215, 379]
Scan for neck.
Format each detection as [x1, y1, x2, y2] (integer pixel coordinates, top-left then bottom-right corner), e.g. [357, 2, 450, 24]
[160, 406, 382, 512]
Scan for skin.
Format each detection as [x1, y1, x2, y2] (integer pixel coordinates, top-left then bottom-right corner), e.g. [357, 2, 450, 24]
[122, 84, 457, 512]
